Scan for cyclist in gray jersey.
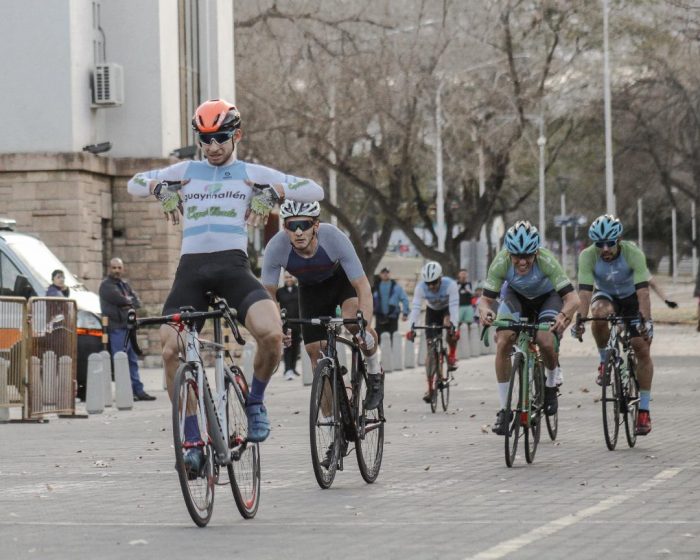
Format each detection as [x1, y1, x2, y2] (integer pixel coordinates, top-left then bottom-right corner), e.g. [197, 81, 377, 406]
[262, 201, 384, 410]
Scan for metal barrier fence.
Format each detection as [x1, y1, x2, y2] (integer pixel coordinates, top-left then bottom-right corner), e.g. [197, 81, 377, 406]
[0, 296, 78, 419]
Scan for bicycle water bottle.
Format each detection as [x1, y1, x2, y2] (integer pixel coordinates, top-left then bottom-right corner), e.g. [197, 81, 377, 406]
[335, 305, 342, 318]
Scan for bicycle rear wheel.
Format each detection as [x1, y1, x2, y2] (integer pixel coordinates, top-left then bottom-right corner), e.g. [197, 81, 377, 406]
[524, 362, 542, 464]
[172, 363, 215, 527]
[355, 370, 384, 483]
[225, 368, 261, 519]
[440, 350, 450, 411]
[310, 359, 340, 489]
[602, 350, 620, 451]
[545, 406, 559, 441]
[504, 354, 523, 468]
[623, 356, 640, 448]
[427, 349, 439, 413]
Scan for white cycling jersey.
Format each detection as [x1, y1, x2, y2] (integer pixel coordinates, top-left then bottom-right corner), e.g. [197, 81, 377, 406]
[127, 159, 324, 255]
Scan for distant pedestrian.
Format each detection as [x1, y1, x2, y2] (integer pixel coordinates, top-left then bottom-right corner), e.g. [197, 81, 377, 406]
[372, 267, 409, 339]
[46, 270, 70, 297]
[99, 258, 155, 401]
[457, 269, 474, 326]
[276, 272, 302, 380]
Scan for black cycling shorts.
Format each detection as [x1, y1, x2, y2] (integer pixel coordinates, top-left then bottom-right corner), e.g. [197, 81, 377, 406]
[163, 249, 271, 327]
[299, 268, 357, 344]
[591, 290, 642, 337]
[496, 288, 562, 327]
[424, 306, 449, 339]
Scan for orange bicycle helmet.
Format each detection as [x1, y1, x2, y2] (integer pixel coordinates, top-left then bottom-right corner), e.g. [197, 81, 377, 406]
[191, 99, 241, 133]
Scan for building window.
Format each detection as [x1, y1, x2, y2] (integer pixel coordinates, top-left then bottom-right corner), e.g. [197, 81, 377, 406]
[179, 0, 201, 147]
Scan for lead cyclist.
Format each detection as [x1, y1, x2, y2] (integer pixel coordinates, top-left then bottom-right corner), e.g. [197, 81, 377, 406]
[127, 99, 324, 475]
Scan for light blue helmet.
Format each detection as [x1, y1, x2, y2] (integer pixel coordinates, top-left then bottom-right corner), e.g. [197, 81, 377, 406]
[504, 221, 540, 255]
[588, 214, 623, 242]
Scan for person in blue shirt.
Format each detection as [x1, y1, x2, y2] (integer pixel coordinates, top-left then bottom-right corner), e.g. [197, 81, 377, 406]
[373, 267, 409, 339]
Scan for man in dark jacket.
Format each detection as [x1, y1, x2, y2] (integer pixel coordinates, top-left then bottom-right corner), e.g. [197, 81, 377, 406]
[46, 269, 70, 297]
[99, 258, 155, 401]
[276, 272, 302, 380]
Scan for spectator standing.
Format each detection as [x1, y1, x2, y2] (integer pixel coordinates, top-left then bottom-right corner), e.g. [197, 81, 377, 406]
[372, 267, 409, 338]
[99, 258, 155, 401]
[276, 272, 302, 380]
[457, 269, 474, 326]
[46, 269, 70, 297]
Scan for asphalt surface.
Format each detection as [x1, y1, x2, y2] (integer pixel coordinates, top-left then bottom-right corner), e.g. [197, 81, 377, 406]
[2, 324, 700, 560]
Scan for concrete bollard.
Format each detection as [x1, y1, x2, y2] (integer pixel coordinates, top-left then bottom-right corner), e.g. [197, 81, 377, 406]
[86, 353, 105, 414]
[380, 332, 393, 372]
[301, 345, 313, 386]
[391, 331, 403, 371]
[403, 336, 415, 369]
[114, 351, 133, 410]
[100, 350, 112, 407]
[0, 358, 9, 422]
[42, 350, 57, 405]
[458, 324, 471, 359]
[30, 357, 42, 414]
[57, 356, 72, 411]
[242, 343, 255, 385]
[470, 325, 481, 358]
[417, 332, 427, 366]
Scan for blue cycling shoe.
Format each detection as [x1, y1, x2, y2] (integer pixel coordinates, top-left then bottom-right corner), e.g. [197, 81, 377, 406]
[246, 403, 271, 443]
[182, 447, 204, 480]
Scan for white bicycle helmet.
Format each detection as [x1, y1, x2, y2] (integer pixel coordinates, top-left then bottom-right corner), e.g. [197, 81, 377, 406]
[504, 220, 540, 255]
[279, 200, 321, 219]
[588, 214, 623, 242]
[421, 261, 443, 283]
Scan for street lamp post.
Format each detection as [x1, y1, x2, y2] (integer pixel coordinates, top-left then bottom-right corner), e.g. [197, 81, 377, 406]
[537, 128, 547, 242]
[692, 199, 697, 278]
[671, 187, 678, 283]
[603, 0, 616, 215]
[637, 198, 643, 250]
[557, 177, 568, 272]
[435, 81, 446, 252]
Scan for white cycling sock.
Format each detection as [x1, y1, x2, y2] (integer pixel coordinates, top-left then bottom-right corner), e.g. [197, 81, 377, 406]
[366, 352, 381, 375]
[497, 382, 510, 409]
[546, 367, 558, 388]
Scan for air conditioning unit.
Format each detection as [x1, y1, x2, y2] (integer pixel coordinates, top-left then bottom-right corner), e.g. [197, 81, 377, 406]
[92, 63, 124, 106]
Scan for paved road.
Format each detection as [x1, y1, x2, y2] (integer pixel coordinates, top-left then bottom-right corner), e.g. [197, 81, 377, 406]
[2, 325, 700, 560]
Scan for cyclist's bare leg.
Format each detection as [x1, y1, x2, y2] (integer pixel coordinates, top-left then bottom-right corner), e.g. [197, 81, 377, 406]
[160, 324, 181, 400]
[495, 330, 517, 382]
[631, 336, 653, 391]
[590, 299, 614, 349]
[536, 330, 558, 370]
[244, 299, 284, 382]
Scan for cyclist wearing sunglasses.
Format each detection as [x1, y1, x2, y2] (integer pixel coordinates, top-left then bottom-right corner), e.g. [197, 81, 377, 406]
[406, 261, 460, 403]
[572, 214, 654, 435]
[478, 221, 579, 435]
[127, 99, 324, 473]
[261, 200, 384, 411]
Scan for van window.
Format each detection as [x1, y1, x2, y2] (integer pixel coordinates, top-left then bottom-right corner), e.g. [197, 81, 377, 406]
[0, 252, 22, 296]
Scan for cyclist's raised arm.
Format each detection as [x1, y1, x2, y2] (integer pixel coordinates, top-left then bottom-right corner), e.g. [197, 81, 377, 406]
[407, 282, 425, 328]
[246, 163, 324, 203]
[127, 161, 189, 197]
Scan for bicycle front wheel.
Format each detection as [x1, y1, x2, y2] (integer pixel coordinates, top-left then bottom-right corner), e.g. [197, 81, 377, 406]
[623, 356, 640, 448]
[225, 368, 261, 519]
[440, 351, 450, 412]
[524, 362, 542, 464]
[427, 349, 439, 413]
[504, 354, 523, 468]
[172, 363, 215, 527]
[355, 371, 384, 483]
[310, 359, 340, 489]
[602, 350, 620, 451]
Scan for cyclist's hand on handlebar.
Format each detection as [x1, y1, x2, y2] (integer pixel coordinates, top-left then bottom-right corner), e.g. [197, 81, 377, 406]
[479, 309, 494, 327]
[550, 312, 570, 335]
[358, 330, 376, 352]
[570, 321, 585, 341]
[282, 328, 292, 349]
[639, 318, 653, 341]
[448, 324, 459, 340]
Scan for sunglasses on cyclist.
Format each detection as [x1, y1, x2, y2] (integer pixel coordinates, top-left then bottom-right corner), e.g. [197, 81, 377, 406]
[198, 130, 235, 145]
[511, 253, 535, 261]
[426, 279, 440, 287]
[285, 219, 315, 232]
[595, 240, 618, 249]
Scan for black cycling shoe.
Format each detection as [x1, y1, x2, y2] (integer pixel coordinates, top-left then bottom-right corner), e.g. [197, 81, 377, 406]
[319, 439, 348, 469]
[422, 391, 431, 403]
[364, 374, 384, 410]
[492, 409, 512, 436]
[544, 386, 558, 416]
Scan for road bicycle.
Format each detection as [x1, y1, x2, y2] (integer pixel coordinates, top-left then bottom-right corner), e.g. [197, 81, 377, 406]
[127, 293, 260, 526]
[483, 319, 556, 467]
[575, 314, 641, 450]
[411, 324, 453, 413]
[282, 310, 384, 489]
